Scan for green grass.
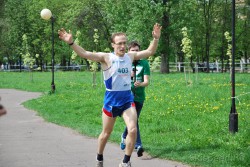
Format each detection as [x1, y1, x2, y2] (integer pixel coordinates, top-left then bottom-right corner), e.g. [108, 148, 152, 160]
[0, 71, 249, 167]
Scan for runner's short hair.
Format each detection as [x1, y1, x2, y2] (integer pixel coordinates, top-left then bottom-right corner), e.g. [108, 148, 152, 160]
[111, 32, 126, 43]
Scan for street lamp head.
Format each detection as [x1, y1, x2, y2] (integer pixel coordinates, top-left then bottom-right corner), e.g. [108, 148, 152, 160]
[41, 9, 52, 20]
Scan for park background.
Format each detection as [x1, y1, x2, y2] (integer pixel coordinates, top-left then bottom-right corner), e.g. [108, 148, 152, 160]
[0, 0, 250, 71]
[0, 0, 250, 167]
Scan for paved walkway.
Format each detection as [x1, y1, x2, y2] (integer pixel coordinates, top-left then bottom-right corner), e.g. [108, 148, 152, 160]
[0, 89, 189, 167]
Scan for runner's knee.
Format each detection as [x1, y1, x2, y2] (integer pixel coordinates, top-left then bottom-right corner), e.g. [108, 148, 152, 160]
[128, 127, 137, 136]
[101, 130, 112, 139]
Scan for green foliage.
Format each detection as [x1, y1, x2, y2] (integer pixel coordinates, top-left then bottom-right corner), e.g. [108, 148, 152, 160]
[93, 29, 100, 44]
[149, 56, 161, 72]
[168, 0, 203, 62]
[1, 0, 250, 73]
[88, 29, 99, 72]
[99, 0, 163, 48]
[71, 30, 81, 61]
[21, 34, 35, 70]
[181, 27, 192, 61]
[224, 31, 232, 65]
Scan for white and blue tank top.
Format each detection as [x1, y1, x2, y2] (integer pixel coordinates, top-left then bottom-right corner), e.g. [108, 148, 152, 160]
[103, 53, 134, 106]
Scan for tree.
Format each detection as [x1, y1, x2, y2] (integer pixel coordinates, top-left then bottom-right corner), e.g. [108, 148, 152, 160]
[21, 34, 35, 81]
[160, 0, 170, 73]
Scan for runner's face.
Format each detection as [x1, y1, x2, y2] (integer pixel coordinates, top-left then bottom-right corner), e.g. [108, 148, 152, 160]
[112, 35, 127, 56]
[129, 46, 140, 52]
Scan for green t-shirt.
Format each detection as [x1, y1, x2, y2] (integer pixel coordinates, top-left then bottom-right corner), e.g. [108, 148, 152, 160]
[131, 59, 150, 102]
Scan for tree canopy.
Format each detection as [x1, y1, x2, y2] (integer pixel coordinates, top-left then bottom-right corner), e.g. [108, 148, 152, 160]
[1, 0, 249, 73]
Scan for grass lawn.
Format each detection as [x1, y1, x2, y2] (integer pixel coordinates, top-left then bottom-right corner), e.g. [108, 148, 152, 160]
[0, 71, 249, 167]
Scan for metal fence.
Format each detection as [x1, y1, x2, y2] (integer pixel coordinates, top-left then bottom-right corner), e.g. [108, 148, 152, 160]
[167, 62, 250, 73]
[1, 62, 249, 73]
[0, 64, 88, 72]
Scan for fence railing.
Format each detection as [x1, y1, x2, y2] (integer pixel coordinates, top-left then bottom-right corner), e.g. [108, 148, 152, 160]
[0, 65, 88, 72]
[167, 62, 250, 73]
[1, 62, 249, 73]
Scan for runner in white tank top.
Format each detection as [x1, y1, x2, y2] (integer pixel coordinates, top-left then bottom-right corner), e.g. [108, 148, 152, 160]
[102, 53, 135, 117]
[58, 23, 161, 167]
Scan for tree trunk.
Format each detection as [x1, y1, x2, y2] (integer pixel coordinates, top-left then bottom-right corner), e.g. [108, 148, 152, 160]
[178, 51, 184, 72]
[206, 31, 210, 73]
[244, 50, 248, 71]
[160, 0, 170, 73]
[204, 0, 211, 73]
[92, 71, 97, 87]
[19, 54, 22, 72]
[85, 59, 90, 71]
[221, 0, 229, 73]
[62, 56, 67, 66]
[160, 53, 169, 73]
[40, 54, 43, 72]
[221, 46, 225, 73]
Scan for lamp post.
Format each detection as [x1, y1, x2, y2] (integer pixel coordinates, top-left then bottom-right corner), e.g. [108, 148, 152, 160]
[41, 9, 56, 92]
[229, 0, 238, 133]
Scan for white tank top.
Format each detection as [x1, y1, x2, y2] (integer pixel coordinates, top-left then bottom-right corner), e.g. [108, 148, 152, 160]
[103, 53, 134, 106]
[103, 53, 132, 91]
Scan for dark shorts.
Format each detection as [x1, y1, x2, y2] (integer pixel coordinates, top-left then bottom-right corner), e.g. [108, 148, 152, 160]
[102, 102, 135, 117]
